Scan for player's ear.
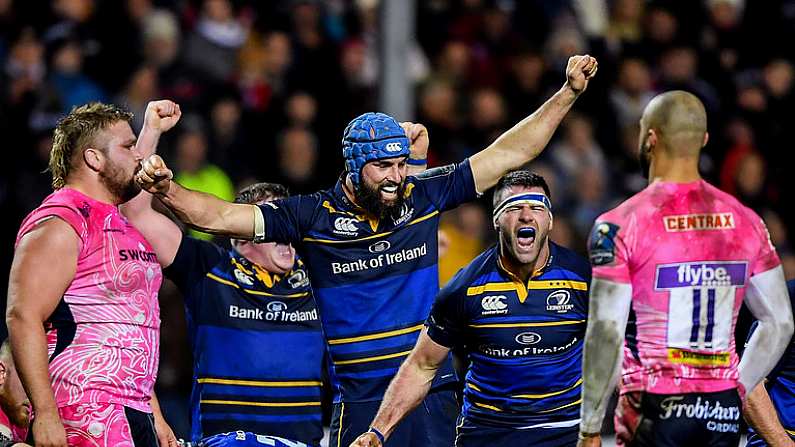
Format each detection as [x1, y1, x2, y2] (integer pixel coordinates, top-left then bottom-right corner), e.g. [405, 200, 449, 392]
[548, 214, 553, 232]
[83, 147, 103, 172]
[702, 131, 709, 148]
[645, 129, 658, 152]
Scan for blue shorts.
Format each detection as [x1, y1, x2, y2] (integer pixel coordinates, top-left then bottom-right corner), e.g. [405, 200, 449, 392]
[454, 418, 578, 447]
[198, 431, 310, 447]
[329, 387, 459, 447]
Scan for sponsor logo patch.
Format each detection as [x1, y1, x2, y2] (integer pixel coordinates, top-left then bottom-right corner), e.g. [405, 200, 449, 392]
[588, 222, 620, 266]
[546, 290, 574, 313]
[667, 348, 731, 366]
[664, 213, 735, 232]
[481, 295, 508, 315]
[655, 262, 747, 289]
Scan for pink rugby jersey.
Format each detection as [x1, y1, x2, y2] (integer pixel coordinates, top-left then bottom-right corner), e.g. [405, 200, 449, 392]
[589, 179, 780, 395]
[15, 188, 161, 412]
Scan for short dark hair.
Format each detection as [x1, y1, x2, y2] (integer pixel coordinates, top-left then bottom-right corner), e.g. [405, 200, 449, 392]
[492, 170, 551, 207]
[234, 182, 289, 205]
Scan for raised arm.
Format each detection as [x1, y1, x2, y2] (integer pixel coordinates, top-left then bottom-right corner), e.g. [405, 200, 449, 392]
[400, 122, 429, 176]
[469, 55, 597, 192]
[135, 154, 260, 240]
[121, 100, 183, 267]
[740, 266, 794, 397]
[349, 329, 450, 447]
[578, 278, 633, 446]
[744, 381, 795, 446]
[7, 218, 79, 447]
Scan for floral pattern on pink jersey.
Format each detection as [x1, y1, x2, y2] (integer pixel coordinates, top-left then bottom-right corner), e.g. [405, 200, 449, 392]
[60, 402, 136, 447]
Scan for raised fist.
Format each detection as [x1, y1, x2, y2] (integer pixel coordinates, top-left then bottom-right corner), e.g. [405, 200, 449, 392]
[565, 55, 598, 94]
[135, 154, 174, 195]
[400, 121, 429, 161]
[144, 100, 181, 133]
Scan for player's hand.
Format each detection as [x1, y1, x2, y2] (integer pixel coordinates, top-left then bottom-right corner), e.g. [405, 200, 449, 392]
[135, 154, 174, 195]
[576, 433, 602, 447]
[349, 432, 382, 447]
[565, 55, 598, 94]
[153, 414, 179, 447]
[31, 409, 68, 447]
[400, 122, 429, 163]
[144, 100, 182, 133]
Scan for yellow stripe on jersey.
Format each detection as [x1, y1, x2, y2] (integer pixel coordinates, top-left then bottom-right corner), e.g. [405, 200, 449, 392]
[327, 324, 424, 345]
[472, 401, 502, 412]
[537, 398, 583, 413]
[197, 378, 322, 387]
[333, 350, 412, 366]
[469, 320, 585, 329]
[527, 280, 588, 291]
[200, 399, 321, 408]
[205, 273, 309, 298]
[512, 378, 583, 399]
[302, 211, 439, 244]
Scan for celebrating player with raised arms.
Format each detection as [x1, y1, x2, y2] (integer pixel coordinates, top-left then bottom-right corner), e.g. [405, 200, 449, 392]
[578, 90, 794, 447]
[136, 55, 597, 447]
[349, 171, 591, 447]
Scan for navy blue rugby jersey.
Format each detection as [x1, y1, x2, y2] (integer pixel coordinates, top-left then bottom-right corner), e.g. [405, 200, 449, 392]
[256, 160, 478, 403]
[426, 242, 591, 428]
[164, 237, 325, 446]
[746, 280, 795, 446]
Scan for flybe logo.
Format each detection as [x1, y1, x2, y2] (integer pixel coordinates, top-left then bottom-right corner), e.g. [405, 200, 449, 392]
[119, 249, 158, 263]
[656, 262, 747, 289]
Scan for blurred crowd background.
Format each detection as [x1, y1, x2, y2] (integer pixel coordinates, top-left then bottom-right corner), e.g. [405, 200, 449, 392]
[1, 0, 794, 439]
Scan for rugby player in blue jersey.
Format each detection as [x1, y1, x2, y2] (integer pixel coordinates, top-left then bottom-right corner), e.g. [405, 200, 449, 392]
[744, 279, 795, 447]
[122, 104, 326, 447]
[135, 55, 598, 447]
[349, 171, 590, 447]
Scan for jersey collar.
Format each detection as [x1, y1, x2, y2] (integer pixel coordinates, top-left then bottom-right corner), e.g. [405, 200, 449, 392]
[495, 241, 557, 303]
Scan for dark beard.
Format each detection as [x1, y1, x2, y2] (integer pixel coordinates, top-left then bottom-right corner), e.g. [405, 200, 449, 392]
[100, 165, 140, 203]
[354, 180, 406, 221]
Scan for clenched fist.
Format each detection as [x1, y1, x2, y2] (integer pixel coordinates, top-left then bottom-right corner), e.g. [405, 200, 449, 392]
[565, 55, 598, 94]
[399, 121, 429, 162]
[135, 154, 173, 195]
[349, 432, 382, 447]
[144, 100, 181, 133]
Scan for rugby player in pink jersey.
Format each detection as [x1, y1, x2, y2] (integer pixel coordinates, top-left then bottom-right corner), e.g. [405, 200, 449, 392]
[6, 101, 182, 447]
[577, 91, 794, 447]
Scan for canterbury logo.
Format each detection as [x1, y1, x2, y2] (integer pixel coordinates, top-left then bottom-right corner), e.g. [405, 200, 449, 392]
[481, 295, 508, 311]
[334, 217, 359, 233]
[385, 142, 403, 152]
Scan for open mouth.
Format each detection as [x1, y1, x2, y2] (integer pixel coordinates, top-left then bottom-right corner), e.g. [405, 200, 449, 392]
[380, 183, 399, 198]
[275, 243, 293, 258]
[517, 227, 536, 248]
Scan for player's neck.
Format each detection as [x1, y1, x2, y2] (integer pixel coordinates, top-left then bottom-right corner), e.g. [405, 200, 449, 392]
[500, 241, 550, 283]
[65, 177, 121, 206]
[648, 155, 701, 184]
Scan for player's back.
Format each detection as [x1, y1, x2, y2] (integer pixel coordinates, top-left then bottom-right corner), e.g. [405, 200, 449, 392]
[592, 179, 780, 395]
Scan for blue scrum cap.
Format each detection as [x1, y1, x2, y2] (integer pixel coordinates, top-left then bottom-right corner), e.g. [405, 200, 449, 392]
[341, 112, 410, 189]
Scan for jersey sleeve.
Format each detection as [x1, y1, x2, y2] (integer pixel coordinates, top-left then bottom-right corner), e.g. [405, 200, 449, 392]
[588, 215, 631, 284]
[425, 273, 468, 349]
[748, 210, 781, 276]
[256, 194, 318, 244]
[163, 236, 226, 295]
[745, 280, 795, 381]
[16, 204, 88, 255]
[413, 158, 479, 212]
